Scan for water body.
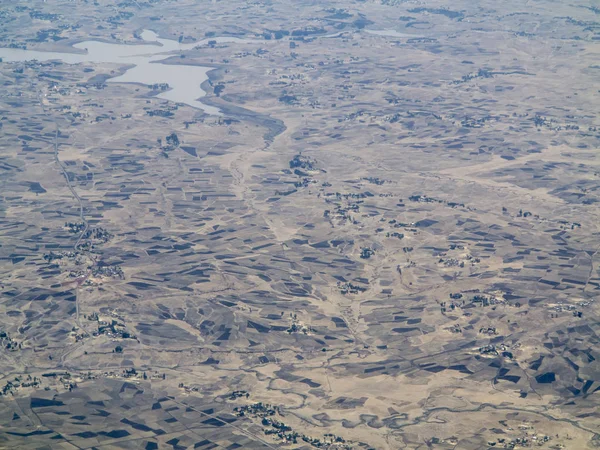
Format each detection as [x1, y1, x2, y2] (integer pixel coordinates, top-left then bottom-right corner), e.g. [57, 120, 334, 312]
[365, 29, 424, 39]
[320, 31, 349, 39]
[0, 30, 257, 115]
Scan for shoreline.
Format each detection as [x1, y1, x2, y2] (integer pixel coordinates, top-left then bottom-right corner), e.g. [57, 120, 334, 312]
[202, 66, 286, 144]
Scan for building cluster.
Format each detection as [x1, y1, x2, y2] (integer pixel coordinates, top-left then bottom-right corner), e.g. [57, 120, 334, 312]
[43, 250, 78, 263]
[234, 402, 350, 449]
[479, 326, 498, 335]
[533, 114, 592, 133]
[82, 226, 113, 244]
[548, 302, 585, 318]
[87, 312, 136, 340]
[436, 250, 480, 269]
[65, 221, 86, 234]
[146, 108, 175, 118]
[386, 231, 404, 240]
[177, 382, 199, 393]
[472, 294, 503, 307]
[40, 371, 80, 391]
[460, 115, 494, 128]
[0, 330, 21, 351]
[446, 323, 462, 334]
[478, 343, 513, 359]
[91, 264, 124, 279]
[1, 375, 41, 397]
[337, 281, 367, 295]
[440, 300, 464, 314]
[46, 222, 122, 289]
[488, 434, 552, 448]
[287, 154, 322, 190]
[69, 326, 88, 342]
[360, 247, 374, 259]
[228, 390, 249, 400]
[105, 369, 164, 381]
[323, 201, 359, 225]
[362, 176, 386, 185]
[233, 402, 280, 418]
[452, 68, 494, 85]
[287, 313, 311, 335]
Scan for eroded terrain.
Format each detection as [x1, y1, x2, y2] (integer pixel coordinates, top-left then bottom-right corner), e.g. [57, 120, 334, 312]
[1, 0, 600, 449]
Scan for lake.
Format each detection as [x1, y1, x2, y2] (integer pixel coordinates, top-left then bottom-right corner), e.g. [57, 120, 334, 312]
[0, 30, 257, 115]
[365, 29, 424, 39]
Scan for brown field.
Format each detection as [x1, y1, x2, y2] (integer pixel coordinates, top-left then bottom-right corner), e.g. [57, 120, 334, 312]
[1, 0, 599, 449]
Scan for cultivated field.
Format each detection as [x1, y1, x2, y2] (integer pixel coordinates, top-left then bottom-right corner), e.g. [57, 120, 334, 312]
[1, 0, 599, 449]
